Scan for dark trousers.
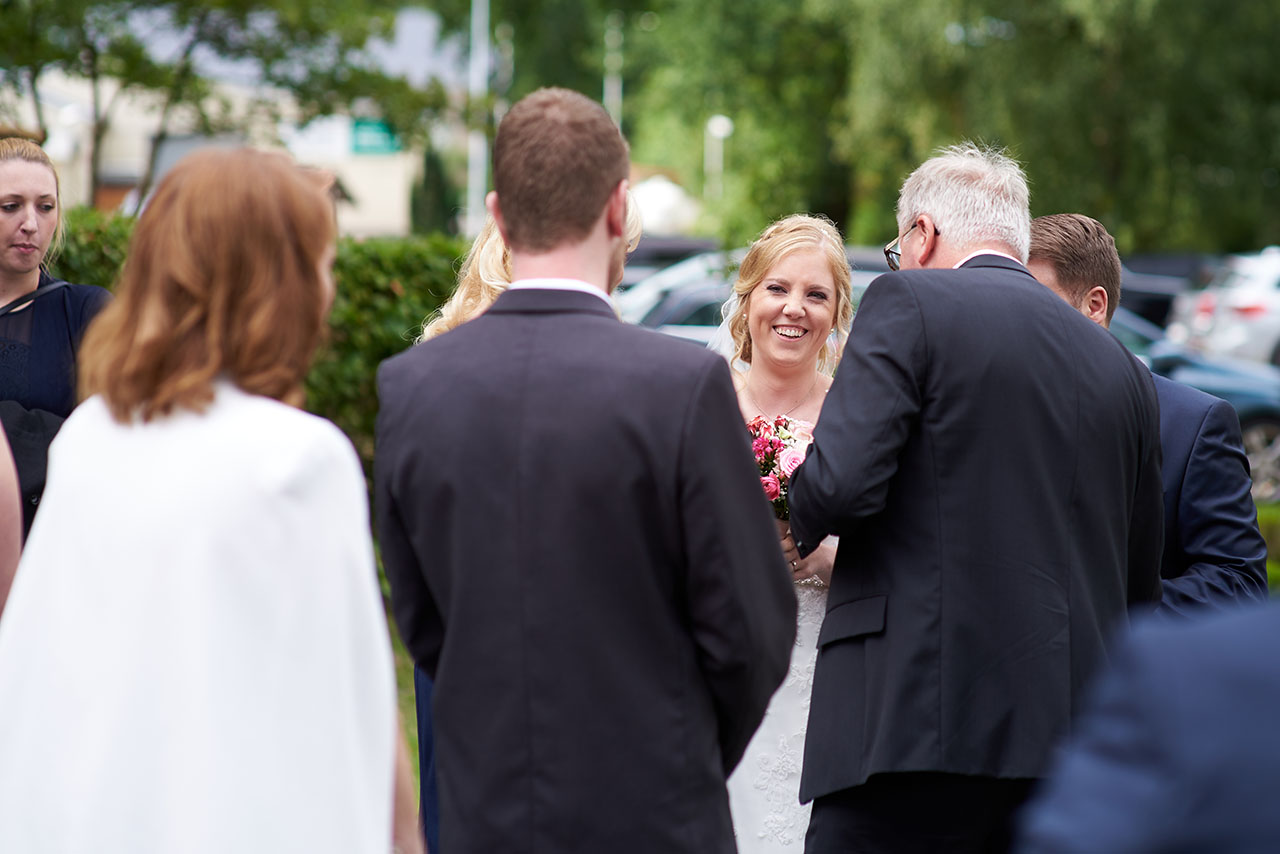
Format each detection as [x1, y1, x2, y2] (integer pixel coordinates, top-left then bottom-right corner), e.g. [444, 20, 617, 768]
[805, 772, 1037, 854]
[414, 666, 440, 854]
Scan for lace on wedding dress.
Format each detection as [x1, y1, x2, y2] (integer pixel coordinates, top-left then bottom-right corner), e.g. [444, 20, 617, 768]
[728, 583, 828, 851]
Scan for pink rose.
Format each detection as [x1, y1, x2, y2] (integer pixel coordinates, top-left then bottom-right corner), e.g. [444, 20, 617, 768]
[779, 447, 806, 477]
[760, 474, 781, 501]
[790, 423, 814, 445]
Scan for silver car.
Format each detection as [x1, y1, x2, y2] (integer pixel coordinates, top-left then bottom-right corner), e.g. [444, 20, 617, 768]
[1167, 247, 1280, 365]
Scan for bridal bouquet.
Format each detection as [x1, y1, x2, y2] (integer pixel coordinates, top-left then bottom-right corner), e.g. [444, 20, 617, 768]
[747, 415, 813, 521]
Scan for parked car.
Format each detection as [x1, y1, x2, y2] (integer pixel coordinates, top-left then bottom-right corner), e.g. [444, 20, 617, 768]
[1118, 265, 1193, 328]
[1167, 247, 1280, 366]
[633, 265, 1280, 502]
[617, 235, 719, 291]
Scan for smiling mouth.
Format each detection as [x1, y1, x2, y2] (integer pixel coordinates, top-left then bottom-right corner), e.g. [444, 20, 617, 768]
[774, 326, 807, 339]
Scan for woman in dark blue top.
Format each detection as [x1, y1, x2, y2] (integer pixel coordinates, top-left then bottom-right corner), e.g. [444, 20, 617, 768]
[0, 137, 111, 535]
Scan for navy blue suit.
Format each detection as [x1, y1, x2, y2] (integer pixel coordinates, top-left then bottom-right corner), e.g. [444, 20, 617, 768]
[1018, 602, 1280, 853]
[1151, 374, 1268, 616]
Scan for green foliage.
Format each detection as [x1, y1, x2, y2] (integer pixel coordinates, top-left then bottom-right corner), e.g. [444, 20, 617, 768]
[48, 206, 135, 289]
[619, 0, 1280, 253]
[307, 233, 469, 475]
[1255, 503, 1280, 592]
[628, 1, 853, 246]
[434, 0, 652, 102]
[1, 0, 445, 202]
[411, 143, 461, 235]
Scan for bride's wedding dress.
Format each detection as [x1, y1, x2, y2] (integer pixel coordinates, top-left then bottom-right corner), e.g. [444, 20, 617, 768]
[727, 579, 828, 851]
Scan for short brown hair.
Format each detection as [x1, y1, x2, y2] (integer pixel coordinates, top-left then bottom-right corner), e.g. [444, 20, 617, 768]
[79, 147, 336, 422]
[491, 87, 629, 252]
[1029, 214, 1122, 322]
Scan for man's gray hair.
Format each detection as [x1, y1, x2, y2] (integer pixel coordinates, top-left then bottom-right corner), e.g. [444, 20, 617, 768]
[896, 142, 1031, 263]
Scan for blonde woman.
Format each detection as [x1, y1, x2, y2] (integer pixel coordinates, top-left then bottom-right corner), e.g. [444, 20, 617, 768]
[0, 138, 112, 537]
[722, 214, 853, 853]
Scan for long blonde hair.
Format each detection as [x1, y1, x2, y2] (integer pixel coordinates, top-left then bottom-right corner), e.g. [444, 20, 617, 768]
[419, 194, 643, 342]
[727, 214, 853, 375]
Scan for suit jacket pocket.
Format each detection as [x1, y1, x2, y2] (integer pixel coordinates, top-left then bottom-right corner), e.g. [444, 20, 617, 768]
[817, 595, 886, 647]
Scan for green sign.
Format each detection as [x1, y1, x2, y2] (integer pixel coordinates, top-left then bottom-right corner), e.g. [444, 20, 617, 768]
[351, 118, 401, 155]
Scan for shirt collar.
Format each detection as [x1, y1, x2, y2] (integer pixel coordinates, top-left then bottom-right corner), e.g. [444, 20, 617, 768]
[508, 278, 614, 310]
[953, 249, 1023, 269]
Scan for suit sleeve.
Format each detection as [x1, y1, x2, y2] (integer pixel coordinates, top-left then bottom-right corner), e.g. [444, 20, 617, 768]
[375, 363, 445, 675]
[1126, 372, 1165, 608]
[678, 357, 797, 773]
[1016, 629, 1179, 853]
[1158, 399, 1268, 615]
[788, 276, 926, 556]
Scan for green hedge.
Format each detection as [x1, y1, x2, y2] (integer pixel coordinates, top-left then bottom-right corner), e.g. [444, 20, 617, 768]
[308, 234, 467, 472]
[50, 207, 468, 477]
[1255, 503, 1280, 590]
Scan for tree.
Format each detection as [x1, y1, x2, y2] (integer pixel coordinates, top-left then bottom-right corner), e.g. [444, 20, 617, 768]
[626, 0, 854, 245]
[0, 0, 447, 207]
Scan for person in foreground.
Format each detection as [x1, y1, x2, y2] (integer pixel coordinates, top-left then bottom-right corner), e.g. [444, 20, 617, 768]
[1027, 213, 1267, 616]
[0, 138, 111, 537]
[409, 199, 641, 853]
[721, 214, 853, 852]
[376, 87, 796, 854]
[787, 143, 1165, 854]
[0, 147, 418, 854]
[1016, 600, 1280, 853]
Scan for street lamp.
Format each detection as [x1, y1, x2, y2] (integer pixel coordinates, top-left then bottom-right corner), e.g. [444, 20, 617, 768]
[704, 114, 734, 201]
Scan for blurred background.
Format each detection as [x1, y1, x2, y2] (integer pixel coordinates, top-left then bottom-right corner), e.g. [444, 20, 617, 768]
[3, 1, 1276, 251]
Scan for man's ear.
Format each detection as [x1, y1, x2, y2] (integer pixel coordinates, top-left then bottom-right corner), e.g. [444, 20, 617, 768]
[1084, 286, 1110, 327]
[605, 180, 628, 239]
[913, 214, 939, 267]
[486, 191, 511, 244]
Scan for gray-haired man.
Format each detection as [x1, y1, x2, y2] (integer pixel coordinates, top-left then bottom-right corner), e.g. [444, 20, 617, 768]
[789, 144, 1164, 853]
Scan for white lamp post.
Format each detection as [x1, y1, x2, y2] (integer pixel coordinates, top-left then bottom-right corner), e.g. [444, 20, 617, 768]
[704, 114, 734, 201]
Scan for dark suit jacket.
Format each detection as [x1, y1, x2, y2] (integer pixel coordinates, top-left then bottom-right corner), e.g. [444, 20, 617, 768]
[1018, 602, 1280, 853]
[788, 255, 1164, 802]
[375, 287, 796, 854]
[1152, 374, 1268, 616]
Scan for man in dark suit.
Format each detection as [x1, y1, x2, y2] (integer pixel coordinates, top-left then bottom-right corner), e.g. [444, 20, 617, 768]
[1027, 213, 1268, 616]
[375, 87, 796, 854]
[787, 143, 1165, 853]
[1017, 601, 1280, 853]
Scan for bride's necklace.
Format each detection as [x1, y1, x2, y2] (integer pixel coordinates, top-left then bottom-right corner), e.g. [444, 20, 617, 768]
[744, 373, 819, 421]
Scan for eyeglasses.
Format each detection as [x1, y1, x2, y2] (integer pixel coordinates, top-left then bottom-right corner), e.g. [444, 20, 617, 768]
[883, 223, 918, 272]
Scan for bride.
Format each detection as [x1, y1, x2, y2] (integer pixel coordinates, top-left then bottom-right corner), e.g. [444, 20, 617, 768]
[722, 214, 853, 851]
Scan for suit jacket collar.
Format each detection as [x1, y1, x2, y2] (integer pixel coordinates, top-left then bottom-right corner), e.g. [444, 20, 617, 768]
[956, 253, 1033, 277]
[486, 286, 619, 319]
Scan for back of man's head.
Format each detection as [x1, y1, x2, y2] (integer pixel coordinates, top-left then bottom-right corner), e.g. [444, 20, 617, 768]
[897, 142, 1030, 262]
[1029, 214, 1122, 323]
[491, 87, 630, 253]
